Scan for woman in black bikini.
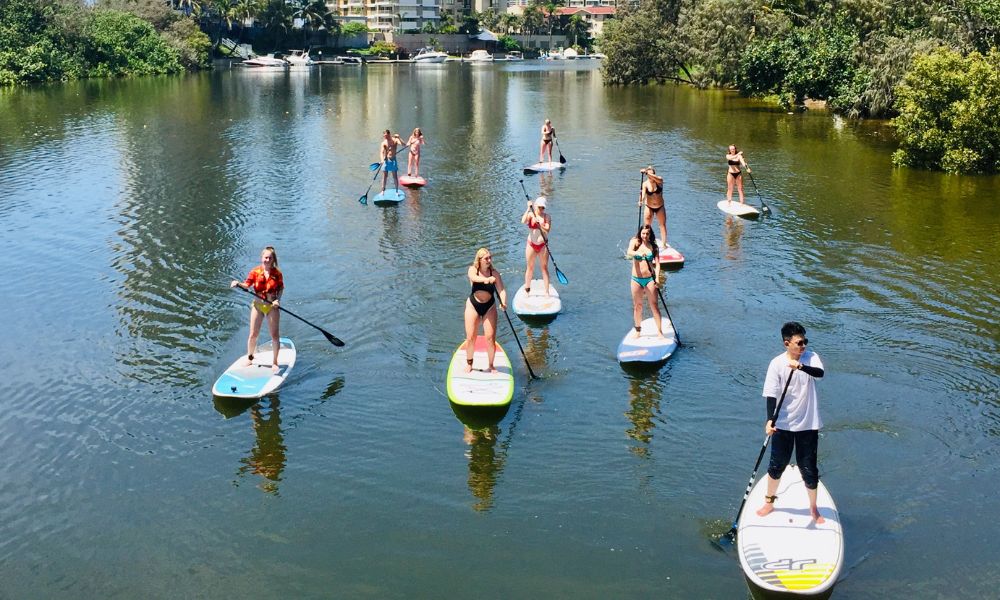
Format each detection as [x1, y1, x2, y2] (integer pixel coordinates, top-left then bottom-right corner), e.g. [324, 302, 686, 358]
[726, 144, 751, 204]
[640, 166, 668, 248]
[539, 119, 555, 163]
[464, 248, 508, 373]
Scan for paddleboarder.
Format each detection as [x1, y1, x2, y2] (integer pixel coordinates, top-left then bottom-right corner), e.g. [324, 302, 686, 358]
[756, 322, 827, 523]
[521, 196, 551, 296]
[539, 119, 555, 163]
[230, 246, 284, 373]
[640, 166, 668, 247]
[725, 144, 751, 204]
[380, 130, 404, 192]
[464, 248, 508, 374]
[626, 225, 666, 340]
[406, 127, 425, 177]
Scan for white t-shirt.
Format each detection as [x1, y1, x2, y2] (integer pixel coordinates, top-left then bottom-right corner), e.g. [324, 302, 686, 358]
[762, 350, 825, 431]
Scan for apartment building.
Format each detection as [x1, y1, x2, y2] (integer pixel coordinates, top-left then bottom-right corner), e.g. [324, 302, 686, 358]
[332, 0, 441, 32]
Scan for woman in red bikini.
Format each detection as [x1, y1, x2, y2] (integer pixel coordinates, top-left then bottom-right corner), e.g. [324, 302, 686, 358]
[230, 246, 284, 373]
[521, 196, 552, 296]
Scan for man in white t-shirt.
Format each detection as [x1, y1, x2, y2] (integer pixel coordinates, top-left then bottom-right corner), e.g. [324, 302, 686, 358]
[755, 322, 826, 523]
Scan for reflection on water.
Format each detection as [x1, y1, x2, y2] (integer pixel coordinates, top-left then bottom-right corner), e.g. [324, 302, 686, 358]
[722, 215, 745, 261]
[625, 374, 664, 459]
[237, 397, 287, 495]
[522, 326, 551, 371]
[452, 402, 510, 512]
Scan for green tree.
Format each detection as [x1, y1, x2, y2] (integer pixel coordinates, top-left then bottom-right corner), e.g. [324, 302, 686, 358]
[0, 0, 86, 85]
[257, 0, 293, 50]
[600, 3, 691, 85]
[294, 0, 336, 46]
[521, 4, 543, 35]
[892, 48, 1000, 173]
[563, 13, 589, 49]
[83, 9, 182, 77]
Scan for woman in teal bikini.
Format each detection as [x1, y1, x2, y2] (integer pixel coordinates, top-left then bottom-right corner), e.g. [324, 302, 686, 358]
[626, 225, 666, 339]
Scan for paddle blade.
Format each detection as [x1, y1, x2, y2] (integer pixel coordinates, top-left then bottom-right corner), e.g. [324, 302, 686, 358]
[555, 268, 568, 285]
[559, 153, 567, 164]
[358, 194, 368, 205]
[323, 330, 346, 347]
[369, 162, 381, 171]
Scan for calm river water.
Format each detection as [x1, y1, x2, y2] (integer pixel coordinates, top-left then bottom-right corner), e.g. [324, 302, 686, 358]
[2, 61, 998, 598]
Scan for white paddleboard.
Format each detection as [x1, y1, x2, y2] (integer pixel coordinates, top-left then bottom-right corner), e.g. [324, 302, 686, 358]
[512, 280, 561, 318]
[718, 199, 761, 219]
[213, 337, 296, 399]
[738, 465, 843, 597]
[446, 337, 514, 407]
[616, 317, 677, 363]
[399, 175, 426, 187]
[523, 161, 565, 174]
[374, 189, 406, 204]
[656, 243, 685, 269]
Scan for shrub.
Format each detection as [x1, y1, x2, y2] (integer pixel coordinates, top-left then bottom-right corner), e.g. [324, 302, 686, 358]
[892, 47, 1000, 173]
[83, 9, 182, 77]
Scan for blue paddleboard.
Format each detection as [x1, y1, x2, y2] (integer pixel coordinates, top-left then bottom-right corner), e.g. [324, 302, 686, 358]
[373, 189, 406, 204]
[213, 338, 296, 399]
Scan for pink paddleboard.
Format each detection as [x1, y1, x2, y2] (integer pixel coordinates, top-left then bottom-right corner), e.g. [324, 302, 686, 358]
[399, 175, 426, 187]
[656, 244, 685, 269]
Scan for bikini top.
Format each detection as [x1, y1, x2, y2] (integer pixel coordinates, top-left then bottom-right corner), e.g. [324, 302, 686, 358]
[527, 219, 540, 229]
[632, 252, 654, 261]
[471, 269, 496, 294]
[728, 158, 741, 166]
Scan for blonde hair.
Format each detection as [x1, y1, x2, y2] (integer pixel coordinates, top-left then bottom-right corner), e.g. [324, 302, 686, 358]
[473, 247, 492, 273]
[412, 127, 422, 137]
[262, 246, 278, 267]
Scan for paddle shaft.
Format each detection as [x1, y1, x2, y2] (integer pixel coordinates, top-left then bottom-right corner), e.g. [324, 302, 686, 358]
[637, 172, 645, 231]
[518, 180, 568, 285]
[230, 278, 345, 347]
[501, 305, 537, 379]
[554, 137, 566, 164]
[642, 257, 681, 346]
[743, 161, 770, 213]
[726, 367, 796, 537]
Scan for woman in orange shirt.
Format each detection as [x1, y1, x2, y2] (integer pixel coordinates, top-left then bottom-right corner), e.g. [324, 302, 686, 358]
[231, 246, 284, 372]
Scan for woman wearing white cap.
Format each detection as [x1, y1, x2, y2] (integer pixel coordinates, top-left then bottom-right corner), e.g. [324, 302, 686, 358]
[521, 196, 552, 295]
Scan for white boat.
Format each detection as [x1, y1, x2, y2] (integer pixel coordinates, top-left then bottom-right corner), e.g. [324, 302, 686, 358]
[332, 56, 364, 65]
[411, 47, 448, 63]
[465, 49, 494, 62]
[563, 48, 578, 59]
[592, 52, 606, 59]
[243, 53, 288, 67]
[284, 49, 315, 66]
[504, 51, 524, 61]
[542, 50, 564, 60]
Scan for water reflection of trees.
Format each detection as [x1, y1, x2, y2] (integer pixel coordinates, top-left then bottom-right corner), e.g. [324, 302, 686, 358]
[722, 215, 744, 261]
[452, 403, 511, 512]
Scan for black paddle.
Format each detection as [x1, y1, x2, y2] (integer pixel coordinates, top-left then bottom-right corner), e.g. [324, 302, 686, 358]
[554, 137, 567, 164]
[518, 179, 568, 286]
[744, 161, 770, 214]
[641, 255, 682, 346]
[636, 171, 646, 232]
[721, 367, 796, 542]
[229, 277, 345, 347]
[501, 304, 537, 379]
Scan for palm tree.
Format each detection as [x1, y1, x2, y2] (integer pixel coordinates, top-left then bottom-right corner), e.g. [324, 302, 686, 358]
[294, 0, 337, 46]
[542, 0, 565, 52]
[498, 12, 517, 35]
[564, 13, 588, 49]
[521, 5, 543, 36]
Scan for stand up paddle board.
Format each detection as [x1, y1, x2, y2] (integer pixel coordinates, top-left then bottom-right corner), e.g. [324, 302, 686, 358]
[523, 161, 565, 174]
[512, 280, 561, 318]
[737, 465, 843, 599]
[399, 175, 426, 187]
[656, 243, 685, 269]
[617, 317, 677, 364]
[374, 189, 406, 204]
[718, 199, 761, 219]
[213, 337, 296, 399]
[446, 337, 514, 407]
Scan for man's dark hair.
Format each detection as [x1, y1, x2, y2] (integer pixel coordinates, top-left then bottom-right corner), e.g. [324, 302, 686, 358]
[781, 321, 806, 341]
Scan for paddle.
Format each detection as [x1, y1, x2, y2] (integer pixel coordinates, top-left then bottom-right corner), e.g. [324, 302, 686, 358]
[358, 162, 382, 205]
[368, 140, 414, 172]
[641, 255, 682, 346]
[554, 137, 567, 164]
[518, 179, 568, 286]
[721, 367, 795, 542]
[744, 162, 770, 214]
[229, 277, 345, 347]
[501, 304, 537, 379]
[637, 172, 646, 232]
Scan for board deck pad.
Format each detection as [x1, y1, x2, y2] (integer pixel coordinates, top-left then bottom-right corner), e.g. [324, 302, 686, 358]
[512, 280, 561, 317]
[446, 337, 514, 407]
[617, 317, 678, 363]
[738, 465, 843, 597]
[523, 161, 565, 174]
[374, 189, 406, 204]
[399, 175, 426, 187]
[717, 199, 761, 219]
[213, 337, 296, 399]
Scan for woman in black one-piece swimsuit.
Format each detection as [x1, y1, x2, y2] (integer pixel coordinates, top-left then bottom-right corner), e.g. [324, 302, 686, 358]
[464, 248, 508, 373]
[726, 144, 751, 204]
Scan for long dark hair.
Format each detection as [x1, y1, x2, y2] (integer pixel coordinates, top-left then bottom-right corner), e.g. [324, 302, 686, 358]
[635, 225, 659, 259]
